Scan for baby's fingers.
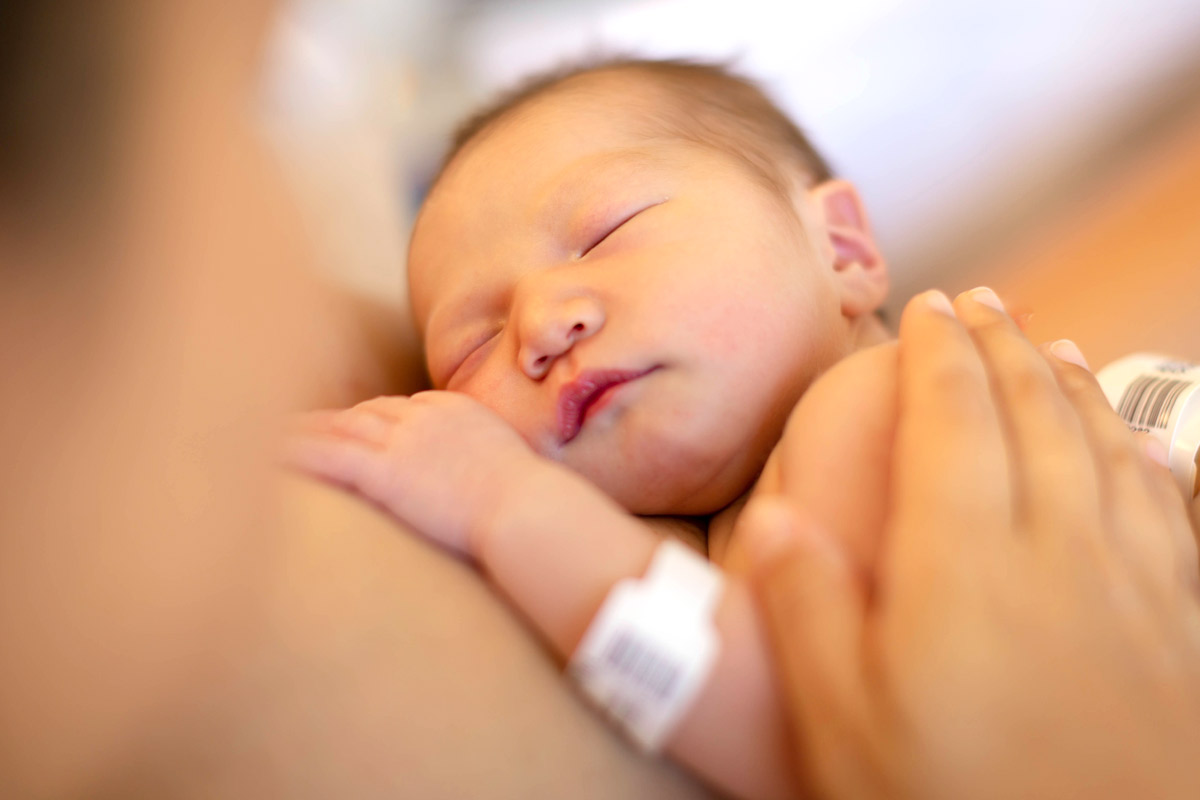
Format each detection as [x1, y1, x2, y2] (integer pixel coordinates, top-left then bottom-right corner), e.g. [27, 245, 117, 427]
[281, 430, 382, 494]
[289, 398, 408, 449]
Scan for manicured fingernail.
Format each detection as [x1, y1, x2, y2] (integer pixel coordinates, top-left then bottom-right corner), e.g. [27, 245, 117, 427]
[968, 286, 1005, 312]
[1049, 339, 1089, 370]
[924, 290, 955, 316]
[1141, 434, 1170, 468]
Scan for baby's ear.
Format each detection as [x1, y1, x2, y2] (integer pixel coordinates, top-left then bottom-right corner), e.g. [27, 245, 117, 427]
[808, 179, 888, 318]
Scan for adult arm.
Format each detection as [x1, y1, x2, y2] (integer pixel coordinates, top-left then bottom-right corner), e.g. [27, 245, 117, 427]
[176, 476, 716, 800]
[304, 283, 429, 407]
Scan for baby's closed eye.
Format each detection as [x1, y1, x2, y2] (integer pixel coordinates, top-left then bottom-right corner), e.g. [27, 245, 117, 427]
[575, 198, 669, 258]
[446, 328, 502, 387]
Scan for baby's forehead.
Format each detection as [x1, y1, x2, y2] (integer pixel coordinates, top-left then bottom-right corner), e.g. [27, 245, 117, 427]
[410, 69, 809, 322]
[416, 86, 685, 242]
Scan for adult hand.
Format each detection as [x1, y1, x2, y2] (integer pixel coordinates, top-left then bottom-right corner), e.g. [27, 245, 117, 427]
[284, 391, 543, 557]
[744, 288, 1200, 800]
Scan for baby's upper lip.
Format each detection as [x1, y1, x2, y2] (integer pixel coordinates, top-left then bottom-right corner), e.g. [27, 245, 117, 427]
[557, 367, 657, 444]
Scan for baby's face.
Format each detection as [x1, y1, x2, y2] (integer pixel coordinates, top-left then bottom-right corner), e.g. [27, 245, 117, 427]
[409, 79, 857, 515]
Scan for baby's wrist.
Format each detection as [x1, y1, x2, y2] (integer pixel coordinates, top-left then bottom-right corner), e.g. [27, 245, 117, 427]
[465, 452, 559, 565]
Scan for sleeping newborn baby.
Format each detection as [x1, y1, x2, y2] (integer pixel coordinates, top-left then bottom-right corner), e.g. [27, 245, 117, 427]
[286, 59, 1028, 799]
[407, 58, 893, 559]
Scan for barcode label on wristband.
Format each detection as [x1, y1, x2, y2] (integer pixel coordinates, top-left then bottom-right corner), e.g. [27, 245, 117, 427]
[568, 546, 723, 752]
[600, 629, 682, 701]
[1115, 375, 1194, 432]
[1097, 355, 1200, 499]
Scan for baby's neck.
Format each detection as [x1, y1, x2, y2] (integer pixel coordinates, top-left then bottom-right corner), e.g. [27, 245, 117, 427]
[639, 486, 754, 564]
[638, 513, 710, 556]
[854, 311, 895, 350]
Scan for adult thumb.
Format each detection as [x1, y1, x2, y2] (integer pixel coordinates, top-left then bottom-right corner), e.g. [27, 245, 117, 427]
[742, 496, 869, 767]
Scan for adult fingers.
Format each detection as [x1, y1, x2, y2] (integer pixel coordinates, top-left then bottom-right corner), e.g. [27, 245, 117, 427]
[1041, 346, 1196, 597]
[952, 289, 1102, 539]
[741, 495, 875, 794]
[890, 290, 1010, 579]
[1140, 437, 1200, 598]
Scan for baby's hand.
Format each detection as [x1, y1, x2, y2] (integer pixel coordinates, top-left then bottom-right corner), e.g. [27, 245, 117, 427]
[284, 392, 541, 557]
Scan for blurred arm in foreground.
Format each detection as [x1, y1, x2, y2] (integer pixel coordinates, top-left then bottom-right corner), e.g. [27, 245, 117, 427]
[0, 3, 707, 798]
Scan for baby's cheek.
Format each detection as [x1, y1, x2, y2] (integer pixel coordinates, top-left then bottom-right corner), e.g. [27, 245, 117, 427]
[456, 368, 543, 449]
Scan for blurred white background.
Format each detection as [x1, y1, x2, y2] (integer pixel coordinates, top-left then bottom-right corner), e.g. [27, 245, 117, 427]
[261, 0, 1200, 311]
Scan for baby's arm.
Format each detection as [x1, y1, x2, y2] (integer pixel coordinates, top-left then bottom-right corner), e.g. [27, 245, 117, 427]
[287, 391, 798, 800]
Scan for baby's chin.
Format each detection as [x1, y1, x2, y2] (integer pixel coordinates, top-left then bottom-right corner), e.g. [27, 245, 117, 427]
[553, 390, 784, 516]
[572, 445, 765, 517]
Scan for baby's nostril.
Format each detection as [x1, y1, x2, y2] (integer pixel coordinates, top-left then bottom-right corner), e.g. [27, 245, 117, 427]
[571, 322, 585, 333]
[534, 355, 549, 367]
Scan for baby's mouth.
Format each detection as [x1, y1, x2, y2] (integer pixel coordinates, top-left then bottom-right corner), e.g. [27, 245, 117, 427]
[557, 367, 658, 444]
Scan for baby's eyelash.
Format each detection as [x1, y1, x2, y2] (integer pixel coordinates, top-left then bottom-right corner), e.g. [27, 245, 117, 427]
[447, 329, 501, 384]
[578, 200, 665, 258]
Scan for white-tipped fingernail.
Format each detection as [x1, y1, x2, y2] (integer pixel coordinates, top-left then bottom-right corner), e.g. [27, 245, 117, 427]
[925, 290, 955, 316]
[968, 286, 1005, 312]
[1049, 339, 1089, 370]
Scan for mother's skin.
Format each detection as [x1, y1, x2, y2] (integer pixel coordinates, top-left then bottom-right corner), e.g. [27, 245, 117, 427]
[198, 478, 711, 799]
[0, 2, 708, 797]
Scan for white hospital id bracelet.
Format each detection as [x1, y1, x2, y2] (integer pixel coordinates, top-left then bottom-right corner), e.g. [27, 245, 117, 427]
[567, 539, 724, 752]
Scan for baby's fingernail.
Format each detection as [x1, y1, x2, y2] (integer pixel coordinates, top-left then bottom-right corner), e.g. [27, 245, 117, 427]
[1141, 433, 1170, 468]
[968, 286, 1005, 312]
[1049, 339, 1089, 370]
[924, 290, 955, 317]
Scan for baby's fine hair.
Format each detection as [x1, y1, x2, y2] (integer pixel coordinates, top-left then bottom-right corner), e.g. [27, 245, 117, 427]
[438, 57, 835, 197]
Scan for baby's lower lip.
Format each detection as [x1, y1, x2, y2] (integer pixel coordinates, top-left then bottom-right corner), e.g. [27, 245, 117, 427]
[559, 366, 659, 444]
[582, 380, 631, 423]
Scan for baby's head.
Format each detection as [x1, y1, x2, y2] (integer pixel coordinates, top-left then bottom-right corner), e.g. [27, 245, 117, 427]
[408, 58, 890, 515]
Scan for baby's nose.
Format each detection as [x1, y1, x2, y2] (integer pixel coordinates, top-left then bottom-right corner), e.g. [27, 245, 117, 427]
[518, 296, 605, 379]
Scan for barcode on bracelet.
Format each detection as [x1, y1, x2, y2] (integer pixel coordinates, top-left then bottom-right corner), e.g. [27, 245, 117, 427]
[601, 630, 682, 701]
[1115, 375, 1193, 432]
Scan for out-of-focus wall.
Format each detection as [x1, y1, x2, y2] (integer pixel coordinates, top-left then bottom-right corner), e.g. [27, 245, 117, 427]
[261, 0, 468, 300]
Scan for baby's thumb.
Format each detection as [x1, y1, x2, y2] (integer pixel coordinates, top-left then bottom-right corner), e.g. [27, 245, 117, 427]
[742, 496, 869, 778]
